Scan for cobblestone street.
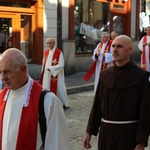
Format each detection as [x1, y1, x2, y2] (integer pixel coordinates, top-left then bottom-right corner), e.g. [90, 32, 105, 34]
[65, 90, 98, 150]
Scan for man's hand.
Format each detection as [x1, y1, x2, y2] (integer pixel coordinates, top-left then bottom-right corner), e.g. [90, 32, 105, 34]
[148, 42, 150, 47]
[143, 42, 147, 47]
[102, 53, 105, 57]
[134, 142, 145, 150]
[96, 52, 100, 56]
[83, 133, 92, 149]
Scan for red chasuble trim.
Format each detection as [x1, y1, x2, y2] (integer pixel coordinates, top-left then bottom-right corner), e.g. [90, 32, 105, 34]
[39, 48, 61, 95]
[142, 36, 147, 70]
[0, 82, 42, 150]
[84, 61, 97, 81]
[39, 50, 49, 84]
[84, 40, 112, 81]
[50, 48, 61, 94]
[0, 88, 7, 150]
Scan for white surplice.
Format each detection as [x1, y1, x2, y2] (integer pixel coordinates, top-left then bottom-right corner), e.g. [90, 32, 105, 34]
[42, 47, 69, 107]
[92, 42, 113, 92]
[138, 35, 150, 71]
[2, 76, 69, 150]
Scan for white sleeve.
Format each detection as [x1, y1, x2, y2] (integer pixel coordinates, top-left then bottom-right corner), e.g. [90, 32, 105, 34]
[92, 44, 99, 60]
[104, 46, 113, 63]
[47, 52, 64, 77]
[43, 92, 69, 150]
[138, 38, 144, 51]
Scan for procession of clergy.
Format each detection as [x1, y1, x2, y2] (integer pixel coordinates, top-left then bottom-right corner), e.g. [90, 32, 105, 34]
[0, 27, 149, 150]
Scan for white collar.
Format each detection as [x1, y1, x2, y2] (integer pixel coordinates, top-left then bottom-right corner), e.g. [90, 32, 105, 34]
[49, 47, 56, 51]
[4, 76, 34, 107]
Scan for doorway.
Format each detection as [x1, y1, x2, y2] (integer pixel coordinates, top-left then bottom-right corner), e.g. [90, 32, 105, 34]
[111, 14, 124, 35]
[0, 14, 15, 54]
[20, 15, 32, 62]
[0, 13, 33, 62]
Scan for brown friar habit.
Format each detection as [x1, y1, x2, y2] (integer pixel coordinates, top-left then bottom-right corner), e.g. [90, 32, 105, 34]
[86, 61, 150, 150]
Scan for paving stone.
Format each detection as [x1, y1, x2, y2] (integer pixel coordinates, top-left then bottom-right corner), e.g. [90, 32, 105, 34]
[65, 90, 98, 150]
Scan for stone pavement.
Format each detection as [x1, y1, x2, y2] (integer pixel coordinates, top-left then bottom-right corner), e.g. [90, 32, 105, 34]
[65, 72, 95, 95]
[64, 90, 98, 150]
[28, 64, 95, 95]
[65, 90, 150, 150]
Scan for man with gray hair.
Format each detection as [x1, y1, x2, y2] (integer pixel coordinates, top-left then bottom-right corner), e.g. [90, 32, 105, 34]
[0, 48, 69, 150]
[39, 38, 69, 109]
[84, 32, 113, 92]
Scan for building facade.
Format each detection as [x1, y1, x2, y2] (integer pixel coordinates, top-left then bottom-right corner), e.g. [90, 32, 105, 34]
[63, 0, 146, 75]
[0, 0, 149, 75]
[0, 0, 43, 64]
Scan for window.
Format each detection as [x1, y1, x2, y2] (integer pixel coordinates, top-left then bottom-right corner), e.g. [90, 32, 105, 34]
[0, 17, 12, 52]
[74, 0, 110, 54]
[20, 15, 32, 62]
[113, 15, 123, 35]
[139, 0, 150, 39]
[0, 2, 31, 8]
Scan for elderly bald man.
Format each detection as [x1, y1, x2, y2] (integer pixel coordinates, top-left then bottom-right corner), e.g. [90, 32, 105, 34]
[0, 48, 69, 150]
[111, 30, 118, 40]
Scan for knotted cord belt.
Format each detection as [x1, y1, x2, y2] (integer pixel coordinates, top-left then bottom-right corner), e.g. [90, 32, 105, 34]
[102, 118, 138, 124]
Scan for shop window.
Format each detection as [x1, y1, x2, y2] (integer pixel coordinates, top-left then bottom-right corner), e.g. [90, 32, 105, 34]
[21, 15, 32, 62]
[139, 0, 150, 39]
[0, 18, 12, 53]
[74, 0, 110, 54]
[0, 2, 31, 8]
[113, 15, 123, 35]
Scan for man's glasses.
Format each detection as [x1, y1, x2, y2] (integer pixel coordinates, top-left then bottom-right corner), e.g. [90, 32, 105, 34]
[47, 42, 53, 44]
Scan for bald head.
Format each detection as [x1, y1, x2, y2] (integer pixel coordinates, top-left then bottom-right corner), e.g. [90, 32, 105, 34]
[0, 48, 27, 70]
[0, 48, 28, 90]
[113, 35, 133, 49]
[112, 35, 133, 66]
[146, 26, 150, 36]
[111, 31, 118, 40]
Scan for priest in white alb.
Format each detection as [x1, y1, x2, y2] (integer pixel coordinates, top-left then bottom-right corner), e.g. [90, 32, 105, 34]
[138, 26, 150, 72]
[39, 38, 69, 109]
[0, 48, 69, 150]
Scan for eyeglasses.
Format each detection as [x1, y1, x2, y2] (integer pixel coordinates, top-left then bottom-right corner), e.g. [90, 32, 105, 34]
[47, 42, 53, 44]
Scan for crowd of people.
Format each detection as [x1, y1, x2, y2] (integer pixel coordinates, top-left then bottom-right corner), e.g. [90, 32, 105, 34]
[0, 25, 150, 150]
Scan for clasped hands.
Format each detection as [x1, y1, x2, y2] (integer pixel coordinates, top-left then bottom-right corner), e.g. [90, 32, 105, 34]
[96, 53, 105, 57]
[143, 42, 150, 47]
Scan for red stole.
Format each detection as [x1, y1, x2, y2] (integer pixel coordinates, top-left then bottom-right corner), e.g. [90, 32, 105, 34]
[141, 36, 148, 70]
[0, 81, 42, 150]
[39, 49, 49, 84]
[50, 48, 61, 94]
[84, 40, 112, 81]
[39, 48, 61, 94]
